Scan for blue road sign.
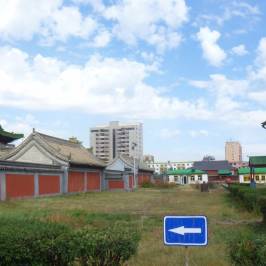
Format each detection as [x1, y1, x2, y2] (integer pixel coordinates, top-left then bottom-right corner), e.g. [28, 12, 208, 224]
[164, 216, 208, 246]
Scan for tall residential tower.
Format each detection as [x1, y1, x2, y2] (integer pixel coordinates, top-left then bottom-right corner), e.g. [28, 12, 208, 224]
[90, 121, 143, 163]
[225, 141, 242, 163]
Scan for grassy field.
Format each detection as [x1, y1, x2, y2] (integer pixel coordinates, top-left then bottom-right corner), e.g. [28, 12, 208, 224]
[0, 186, 261, 266]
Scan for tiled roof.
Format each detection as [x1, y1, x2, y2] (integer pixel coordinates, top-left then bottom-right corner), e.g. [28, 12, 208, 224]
[218, 169, 232, 175]
[193, 160, 232, 171]
[249, 156, 266, 166]
[38, 132, 106, 167]
[119, 154, 154, 172]
[3, 131, 106, 168]
[238, 167, 266, 175]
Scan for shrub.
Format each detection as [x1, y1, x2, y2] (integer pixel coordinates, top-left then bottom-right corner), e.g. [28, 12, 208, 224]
[76, 226, 140, 266]
[258, 196, 266, 224]
[0, 217, 74, 266]
[141, 181, 155, 188]
[229, 233, 266, 266]
[0, 217, 141, 266]
[154, 182, 177, 189]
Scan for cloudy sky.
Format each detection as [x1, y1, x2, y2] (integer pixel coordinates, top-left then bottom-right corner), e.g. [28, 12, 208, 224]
[0, 0, 266, 161]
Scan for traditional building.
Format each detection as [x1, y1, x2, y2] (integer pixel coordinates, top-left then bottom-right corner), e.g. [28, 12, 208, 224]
[0, 125, 24, 157]
[238, 167, 266, 183]
[167, 169, 208, 185]
[193, 160, 233, 183]
[104, 154, 154, 190]
[0, 130, 105, 200]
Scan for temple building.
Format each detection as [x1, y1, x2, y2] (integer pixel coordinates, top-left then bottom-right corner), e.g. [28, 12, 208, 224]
[0, 125, 24, 157]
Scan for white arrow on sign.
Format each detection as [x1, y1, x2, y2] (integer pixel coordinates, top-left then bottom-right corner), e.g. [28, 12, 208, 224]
[169, 226, 201, 235]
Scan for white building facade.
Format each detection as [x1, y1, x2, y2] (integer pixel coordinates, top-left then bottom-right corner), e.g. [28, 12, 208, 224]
[147, 161, 194, 174]
[90, 121, 143, 163]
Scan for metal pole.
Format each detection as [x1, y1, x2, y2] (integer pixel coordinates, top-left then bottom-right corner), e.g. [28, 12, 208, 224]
[133, 155, 136, 189]
[185, 246, 189, 266]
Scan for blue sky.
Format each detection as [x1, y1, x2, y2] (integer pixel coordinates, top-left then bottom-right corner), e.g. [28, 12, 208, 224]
[0, 0, 266, 161]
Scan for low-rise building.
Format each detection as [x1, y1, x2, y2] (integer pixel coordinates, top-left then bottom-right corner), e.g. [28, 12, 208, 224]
[105, 154, 154, 190]
[147, 161, 193, 174]
[193, 160, 233, 183]
[167, 169, 208, 185]
[0, 130, 105, 200]
[238, 167, 266, 183]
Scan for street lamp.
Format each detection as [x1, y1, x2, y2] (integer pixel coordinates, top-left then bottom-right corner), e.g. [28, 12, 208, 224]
[131, 142, 137, 189]
[261, 121, 266, 129]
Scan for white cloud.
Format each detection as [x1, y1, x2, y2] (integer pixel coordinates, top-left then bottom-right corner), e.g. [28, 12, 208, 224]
[0, 0, 99, 43]
[189, 130, 208, 138]
[249, 37, 266, 81]
[196, 27, 227, 67]
[190, 74, 249, 96]
[103, 0, 188, 52]
[92, 30, 111, 47]
[72, 0, 105, 12]
[160, 128, 180, 139]
[194, 1, 261, 27]
[231, 44, 248, 56]
[0, 46, 211, 120]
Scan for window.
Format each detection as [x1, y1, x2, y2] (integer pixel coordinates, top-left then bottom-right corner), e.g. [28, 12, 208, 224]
[244, 176, 250, 182]
[190, 175, 195, 181]
[255, 175, 259, 181]
[261, 176, 265, 181]
[198, 175, 202, 181]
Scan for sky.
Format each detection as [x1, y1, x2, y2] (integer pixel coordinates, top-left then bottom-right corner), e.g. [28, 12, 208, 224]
[0, 0, 266, 162]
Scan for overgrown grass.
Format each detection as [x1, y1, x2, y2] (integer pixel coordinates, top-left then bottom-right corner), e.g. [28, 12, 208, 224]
[0, 186, 260, 265]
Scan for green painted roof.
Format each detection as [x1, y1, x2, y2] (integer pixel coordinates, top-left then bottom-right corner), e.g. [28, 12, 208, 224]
[0, 126, 24, 144]
[249, 156, 266, 166]
[238, 167, 266, 175]
[167, 169, 206, 175]
[218, 169, 232, 175]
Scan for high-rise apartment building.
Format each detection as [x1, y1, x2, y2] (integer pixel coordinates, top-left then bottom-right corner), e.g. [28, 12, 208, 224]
[90, 121, 143, 163]
[225, 141, 242, 163]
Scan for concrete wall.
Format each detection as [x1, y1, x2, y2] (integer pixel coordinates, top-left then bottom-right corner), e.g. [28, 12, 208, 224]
[0, 167, 102, 201]
[0, 171, 63, 200]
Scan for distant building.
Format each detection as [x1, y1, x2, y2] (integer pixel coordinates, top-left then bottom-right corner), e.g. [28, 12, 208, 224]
[143, 154, 154, 164]
[238, 167, 266, 184]
[167, 169, 208, 185]
[90, 121, 143, 163]
[147, 161, 193, 175]
[193, 160, 233, 183]
[225, 141, 242, 163]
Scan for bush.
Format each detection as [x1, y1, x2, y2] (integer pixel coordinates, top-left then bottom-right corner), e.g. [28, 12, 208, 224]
[141, 180, 155, 188]
[0, 217, 74, 266]
[229, 233, 266, 266]
[258, 196, 266, 224]
[76, 226, 140, 266]
[0, 217, 140, 266]
[154, 182, 177, 189]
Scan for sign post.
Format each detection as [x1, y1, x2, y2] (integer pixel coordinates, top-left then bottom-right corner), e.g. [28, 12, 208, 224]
[164, 216, 208, 265]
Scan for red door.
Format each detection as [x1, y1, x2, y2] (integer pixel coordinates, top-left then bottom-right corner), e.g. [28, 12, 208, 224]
[87, 172, 101, 191]
[39, 175, 60, 195]
[6, 174, 34, 198]
[68, 171, 84, 192]
[108, 180, 124, 189]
